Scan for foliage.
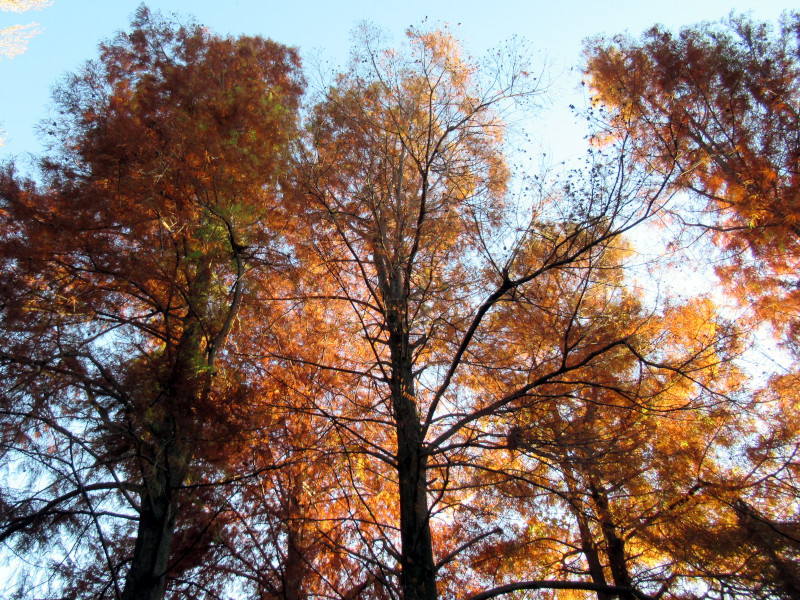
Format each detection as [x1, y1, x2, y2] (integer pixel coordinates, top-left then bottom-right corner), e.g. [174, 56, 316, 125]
[585, 12, 800, 599]
[0, 0, 51, 59]
[0, 8, 796, 600]
[0, 6, 302, 599]
[584, 12, 800, 350]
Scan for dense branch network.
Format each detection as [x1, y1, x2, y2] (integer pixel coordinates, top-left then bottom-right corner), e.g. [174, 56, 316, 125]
[0, 8, 797, 600]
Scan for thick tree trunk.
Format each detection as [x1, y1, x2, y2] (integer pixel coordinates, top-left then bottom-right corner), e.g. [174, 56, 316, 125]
[283, 479, 308, 600]
[283, 527, 306, 600]
[396, 417, 436, 600]
[589, 480, 634, 599]
[121, 322, 204, 600]
[121, 467, 182, 600]
[388, 310, 437, 600]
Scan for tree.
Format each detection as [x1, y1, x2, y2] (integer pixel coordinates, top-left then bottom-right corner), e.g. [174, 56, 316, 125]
[284, 25, 734, 600]
[434, 237, 747, 600]
[585, 13, 800, 599]
[0, 12, 770, 600]
[0, 0, 52, 145]
[206, 349, 377, 600]
[584, 12, 800, 350]
[0, 7, 302, 599]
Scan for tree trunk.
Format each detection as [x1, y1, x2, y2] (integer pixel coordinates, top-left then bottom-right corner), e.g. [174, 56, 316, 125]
[388, 309, 437, 600]
[121, 465, 182, 600]
[589, 479, 634, 598]
[575, 510, 612, 600]
[283, 479, 307, 600]
[283, 527, 306, 600]
[562, 462, 612, 600]
[121, 322, 204, 600]
[396, 420, 436, 600]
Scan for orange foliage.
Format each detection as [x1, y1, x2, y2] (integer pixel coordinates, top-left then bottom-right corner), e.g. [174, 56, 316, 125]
[0, 10, 797, 600]
[585, 12, 800, 350]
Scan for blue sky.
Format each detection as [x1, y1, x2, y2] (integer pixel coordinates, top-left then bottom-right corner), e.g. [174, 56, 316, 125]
[0, 0, 793, 168]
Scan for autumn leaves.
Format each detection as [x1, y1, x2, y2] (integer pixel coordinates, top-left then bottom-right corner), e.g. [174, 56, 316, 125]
[0, 7, 798, 600]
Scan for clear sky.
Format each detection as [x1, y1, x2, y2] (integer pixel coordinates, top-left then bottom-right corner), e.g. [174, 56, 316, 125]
[0, 0, 793, 169]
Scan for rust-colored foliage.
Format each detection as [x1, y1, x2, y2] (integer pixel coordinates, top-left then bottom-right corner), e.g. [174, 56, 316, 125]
[1, 10, 797, 600]
[283, 22, 745, 600]
[585, 13, 800, 600]
[0, 6, 302, 599]
[584, 12, 800, 349]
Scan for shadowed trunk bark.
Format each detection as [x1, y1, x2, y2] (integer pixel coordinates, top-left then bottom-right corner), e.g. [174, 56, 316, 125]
[394, 378, 436, 600]
[388, 302, 437, 600]
[562, 462, 612, 600]
[120, 318, 208, 600]
[283, 479, 308, 600]
[121, 464, 184, 600]
[575, 509, 612, 600]
[589, 479, 634, 599]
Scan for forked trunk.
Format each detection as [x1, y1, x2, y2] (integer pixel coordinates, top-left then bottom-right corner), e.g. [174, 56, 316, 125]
[562, 462, 612, 600]
[589, 479, 634, 599]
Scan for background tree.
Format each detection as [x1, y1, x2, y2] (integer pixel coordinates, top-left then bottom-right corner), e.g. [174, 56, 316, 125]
[0, 0, 52, 145]
[584, 12, 800, 349]
[431, 231, 745, 600]
[0, 7, 302, 599]
[208, 339, 378, 600]
[585, 12, 800, 599]
[0, 0, 51, 60]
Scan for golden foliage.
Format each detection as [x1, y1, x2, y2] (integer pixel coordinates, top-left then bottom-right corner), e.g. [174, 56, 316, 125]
[0, 0, 51, 59]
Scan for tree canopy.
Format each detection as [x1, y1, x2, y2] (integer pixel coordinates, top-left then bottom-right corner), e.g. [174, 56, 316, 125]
[0, 7, 798, 600]
[585, 12, 800, 350]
